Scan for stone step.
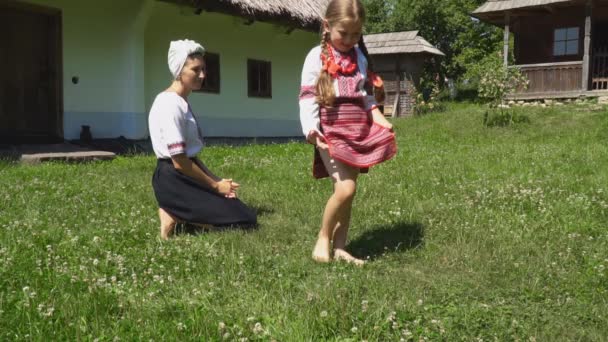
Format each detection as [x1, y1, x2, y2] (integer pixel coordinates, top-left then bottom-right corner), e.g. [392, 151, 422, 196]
[0, 143, 116, 164]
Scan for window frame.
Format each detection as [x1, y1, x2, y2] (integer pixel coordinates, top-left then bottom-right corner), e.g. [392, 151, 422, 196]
[553, 27, 580, 57]
[247, 59, 272, 98]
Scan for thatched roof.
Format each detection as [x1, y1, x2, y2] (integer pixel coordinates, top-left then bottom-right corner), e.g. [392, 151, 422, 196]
[160, 0, 329, 30]
[364, 31, 445, 56]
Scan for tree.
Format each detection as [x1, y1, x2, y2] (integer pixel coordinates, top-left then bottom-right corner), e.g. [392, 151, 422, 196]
[362, 0, 503, 82]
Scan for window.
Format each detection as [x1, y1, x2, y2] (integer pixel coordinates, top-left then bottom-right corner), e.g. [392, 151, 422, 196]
[247, 59, 272, 98]
[553, 27, 579, 56]
[196, 52, 220, 93]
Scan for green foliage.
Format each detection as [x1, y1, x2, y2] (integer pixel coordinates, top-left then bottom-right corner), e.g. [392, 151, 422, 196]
[362, 0, 503, 81]
[483, 107, 531, 127]
[414, 76, 445, 115]
[466, 51, 528, 107]
[462, 51, 529, 126]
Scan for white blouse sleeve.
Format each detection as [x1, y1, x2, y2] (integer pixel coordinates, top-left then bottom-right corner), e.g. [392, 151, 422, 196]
[158, 98, 188, 156]
[357, 47, 378, 112]
[299, 47, 322, 138]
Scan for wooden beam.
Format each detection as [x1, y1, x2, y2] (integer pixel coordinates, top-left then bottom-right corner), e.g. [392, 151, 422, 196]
[511, 61, 583, 69]
[542, 5, 556, 13]
[582, 0, 592, 90]
[504, 12, 510, 67]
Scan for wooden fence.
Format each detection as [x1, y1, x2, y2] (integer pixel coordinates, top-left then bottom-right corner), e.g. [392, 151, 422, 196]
[592, 46, 608, 90]
[512, 61, 583, 95]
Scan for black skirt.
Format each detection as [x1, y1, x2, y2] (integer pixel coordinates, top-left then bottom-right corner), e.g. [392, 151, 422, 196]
[152, 159, 257, 227]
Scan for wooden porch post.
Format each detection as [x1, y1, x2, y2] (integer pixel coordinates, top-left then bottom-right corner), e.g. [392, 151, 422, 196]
[582, 0, 592, 90]
[504, 12, 510, 67]
[393, 55, 401, 118]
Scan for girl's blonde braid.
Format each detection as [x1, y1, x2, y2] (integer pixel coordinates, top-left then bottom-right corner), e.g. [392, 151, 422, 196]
[316, 30, 336, 107]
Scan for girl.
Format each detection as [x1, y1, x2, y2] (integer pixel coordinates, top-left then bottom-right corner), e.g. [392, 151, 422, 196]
[149, 39, 257, 239]
[299, 0, 397, 265]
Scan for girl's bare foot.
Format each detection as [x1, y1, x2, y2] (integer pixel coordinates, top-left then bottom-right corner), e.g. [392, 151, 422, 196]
[312, 237, 332, 263]
[334, 249, 365, 266]
[159, 208, 177, 240]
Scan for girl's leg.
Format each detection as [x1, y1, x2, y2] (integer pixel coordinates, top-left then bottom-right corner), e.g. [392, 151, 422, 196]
[332, 197, 365, 266]
[159, 207, 177, 240]
[313, 149, 360, 263]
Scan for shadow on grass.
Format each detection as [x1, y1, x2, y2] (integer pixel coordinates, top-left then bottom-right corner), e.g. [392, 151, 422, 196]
[348, 221, 424, 260]
[172, 205, 269, 237]
[175, 222, 259, 236]
[252, 205, 274, 216]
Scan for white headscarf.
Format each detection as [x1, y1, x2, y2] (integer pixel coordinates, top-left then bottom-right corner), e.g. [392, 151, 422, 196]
[168, 39, 205, 79]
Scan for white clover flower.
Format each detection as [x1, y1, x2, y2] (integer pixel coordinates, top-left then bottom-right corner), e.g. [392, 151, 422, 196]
[320, 311, 328, 317]
[361, 300, 369, 312]
[253, 322, 264, 334]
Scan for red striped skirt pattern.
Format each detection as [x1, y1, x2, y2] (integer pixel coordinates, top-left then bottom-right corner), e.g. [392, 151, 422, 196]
[313, 99, 397, 179]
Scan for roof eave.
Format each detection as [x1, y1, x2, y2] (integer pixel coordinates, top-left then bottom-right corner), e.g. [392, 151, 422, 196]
[471, 0, 581, 26]
[471, 11, 507, 26]
[368, 50, 445, 57]
[158, 0, 322, 32]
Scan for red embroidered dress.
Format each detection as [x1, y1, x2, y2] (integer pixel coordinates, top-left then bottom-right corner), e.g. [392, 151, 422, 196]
[299, 45, 397, 179]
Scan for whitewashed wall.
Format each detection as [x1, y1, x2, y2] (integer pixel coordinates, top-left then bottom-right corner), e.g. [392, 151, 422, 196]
[145, 2, 318, 137]
[18, 0, 318, 139]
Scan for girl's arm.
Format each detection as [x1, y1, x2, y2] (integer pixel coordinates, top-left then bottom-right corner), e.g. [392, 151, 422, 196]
[371, 108, 393, 130]
[299, 47, 325, 145]
[358, 48, 393, 130]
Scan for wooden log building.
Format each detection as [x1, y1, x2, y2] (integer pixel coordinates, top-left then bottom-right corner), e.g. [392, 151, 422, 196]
[364, 31, 445, 117]
[473, 0, 608, 100]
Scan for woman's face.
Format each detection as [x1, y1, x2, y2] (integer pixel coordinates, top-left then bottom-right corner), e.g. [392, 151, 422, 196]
[180, 55, 206, 91]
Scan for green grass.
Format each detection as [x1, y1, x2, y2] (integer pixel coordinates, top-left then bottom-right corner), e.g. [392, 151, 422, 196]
[1, 102, 607, 341]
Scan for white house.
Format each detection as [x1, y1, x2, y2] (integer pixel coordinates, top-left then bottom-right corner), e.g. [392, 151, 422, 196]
[0, 0, 327, 143]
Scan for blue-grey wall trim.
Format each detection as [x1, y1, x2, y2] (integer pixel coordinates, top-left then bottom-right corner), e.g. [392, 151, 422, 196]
[64, 111, 304, 139]
[197, 117, 302, 137]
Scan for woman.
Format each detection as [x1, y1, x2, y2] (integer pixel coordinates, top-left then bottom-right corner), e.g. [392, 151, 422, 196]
[149, 39, 257, 239]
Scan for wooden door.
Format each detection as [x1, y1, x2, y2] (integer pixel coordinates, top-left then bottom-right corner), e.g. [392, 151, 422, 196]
[0, 3, 62, 143]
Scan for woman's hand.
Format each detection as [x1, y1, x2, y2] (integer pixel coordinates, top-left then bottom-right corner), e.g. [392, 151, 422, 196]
[227, 180, 239, 198]
[215, 179, 237, 198]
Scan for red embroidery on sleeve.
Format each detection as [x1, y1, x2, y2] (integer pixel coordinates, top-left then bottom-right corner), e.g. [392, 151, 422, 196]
[168, 142, 186, 154]
[299, 85, 316, 100]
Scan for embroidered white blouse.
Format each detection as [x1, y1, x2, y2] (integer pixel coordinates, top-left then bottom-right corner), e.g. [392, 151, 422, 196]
[298, 45, 378, 139]
[148, 92, 204, 159]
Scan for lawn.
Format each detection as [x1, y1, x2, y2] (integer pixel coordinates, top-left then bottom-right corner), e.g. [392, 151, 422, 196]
[1, 102, 607, 341]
